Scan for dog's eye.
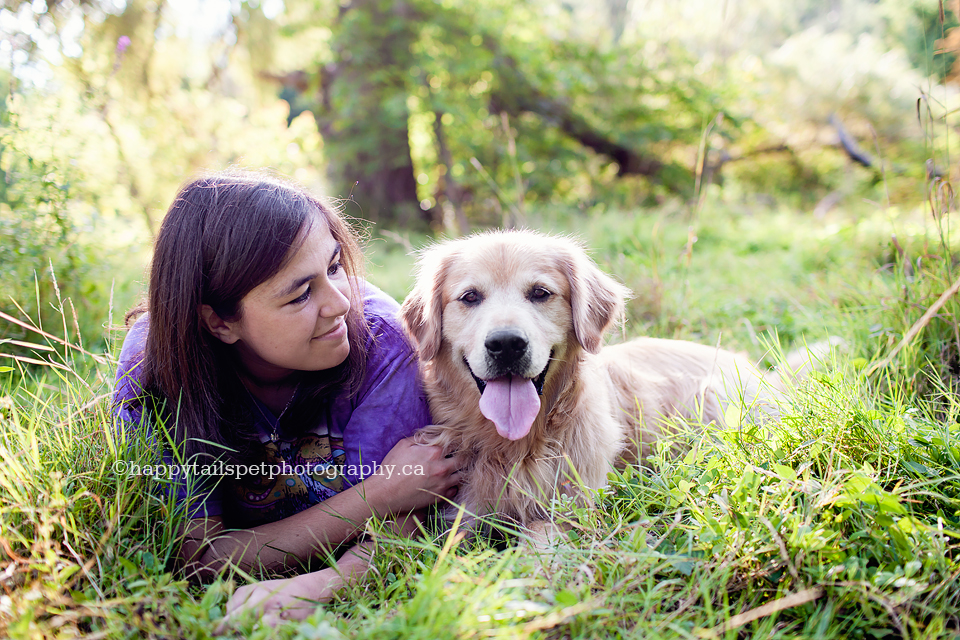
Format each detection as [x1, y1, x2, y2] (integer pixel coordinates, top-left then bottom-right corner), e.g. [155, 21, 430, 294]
[529, 286, 552, 302]
[459, 290, 482, 306]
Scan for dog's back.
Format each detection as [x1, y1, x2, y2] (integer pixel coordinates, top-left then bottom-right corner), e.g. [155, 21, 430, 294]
[599, 338, 780, 463]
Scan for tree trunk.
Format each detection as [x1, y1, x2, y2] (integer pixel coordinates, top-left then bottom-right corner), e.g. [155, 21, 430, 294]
[318, 0, 430, 229]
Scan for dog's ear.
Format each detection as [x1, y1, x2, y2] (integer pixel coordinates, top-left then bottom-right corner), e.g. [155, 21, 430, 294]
[399, 247, 450, 362]
[561, 244, 631, 354]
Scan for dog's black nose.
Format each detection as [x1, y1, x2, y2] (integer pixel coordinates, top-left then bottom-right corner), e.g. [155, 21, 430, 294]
[485, 330, 528, 364]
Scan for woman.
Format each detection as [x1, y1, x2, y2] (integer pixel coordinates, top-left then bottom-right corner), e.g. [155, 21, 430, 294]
[113, 170, 461, 624]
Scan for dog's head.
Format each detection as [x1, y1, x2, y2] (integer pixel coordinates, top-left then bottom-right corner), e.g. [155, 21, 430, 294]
[400, 230, 630, 441]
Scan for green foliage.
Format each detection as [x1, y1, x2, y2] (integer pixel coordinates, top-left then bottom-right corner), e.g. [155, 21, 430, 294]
[604, 383, 960, 637]
[0, 93, 139, 353]
[5, 0, 947, 231]
[0, 356, 203, 637]
[617, 0, 936, 209]
[894, 0, 959, 82]
[0, 104, 74, 297]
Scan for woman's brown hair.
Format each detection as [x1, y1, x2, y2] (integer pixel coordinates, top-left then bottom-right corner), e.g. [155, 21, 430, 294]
[130, 170, 368, 464]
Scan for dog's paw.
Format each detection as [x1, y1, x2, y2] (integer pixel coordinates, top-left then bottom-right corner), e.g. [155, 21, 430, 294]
[524, 520, 567, 552]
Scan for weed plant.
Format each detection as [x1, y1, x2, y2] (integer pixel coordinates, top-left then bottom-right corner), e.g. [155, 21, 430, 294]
[2, 199, 959, 638]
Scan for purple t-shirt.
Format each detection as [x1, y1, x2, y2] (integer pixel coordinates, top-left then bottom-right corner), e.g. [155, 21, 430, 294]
[113, 281, 431, 527]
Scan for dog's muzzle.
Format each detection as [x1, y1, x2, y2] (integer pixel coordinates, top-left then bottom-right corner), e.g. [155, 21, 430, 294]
[465, 352, 552, 396]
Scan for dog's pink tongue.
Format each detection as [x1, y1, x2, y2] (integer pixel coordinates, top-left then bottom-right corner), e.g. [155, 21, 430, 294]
[478, 375, 541, 440]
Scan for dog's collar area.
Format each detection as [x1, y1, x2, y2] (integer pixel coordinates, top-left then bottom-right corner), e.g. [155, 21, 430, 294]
[464, 354, 552, 396]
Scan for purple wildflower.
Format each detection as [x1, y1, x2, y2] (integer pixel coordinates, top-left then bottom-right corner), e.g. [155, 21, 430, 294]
[116, 36, 131, 55]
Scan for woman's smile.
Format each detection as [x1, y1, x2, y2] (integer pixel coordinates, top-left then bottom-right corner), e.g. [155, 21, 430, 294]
[314, 318, 347, 341]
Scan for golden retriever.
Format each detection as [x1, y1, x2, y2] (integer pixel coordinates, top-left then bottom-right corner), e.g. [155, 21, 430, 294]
[399, 230, 780, 527]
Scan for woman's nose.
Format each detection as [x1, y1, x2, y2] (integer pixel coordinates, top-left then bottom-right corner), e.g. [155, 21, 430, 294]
[319, 280, 351, 318]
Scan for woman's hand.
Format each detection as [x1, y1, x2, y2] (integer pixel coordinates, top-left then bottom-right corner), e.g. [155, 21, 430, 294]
[217, 542, 373, 631]
[217, 569, 339, 630]
[364, 435, 463, 515]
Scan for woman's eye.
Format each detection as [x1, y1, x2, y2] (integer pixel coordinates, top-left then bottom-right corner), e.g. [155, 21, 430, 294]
[291, 287, 311, 305]
[328, 261, 342, 277]
[459, 290, 481, 305]
[530, 286, 551, 301]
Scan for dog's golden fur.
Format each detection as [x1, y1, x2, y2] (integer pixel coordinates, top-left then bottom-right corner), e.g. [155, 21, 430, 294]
[400, 230, 779, 526]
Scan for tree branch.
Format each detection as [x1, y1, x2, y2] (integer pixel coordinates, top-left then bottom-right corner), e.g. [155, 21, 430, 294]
[488, 54, 663, 179]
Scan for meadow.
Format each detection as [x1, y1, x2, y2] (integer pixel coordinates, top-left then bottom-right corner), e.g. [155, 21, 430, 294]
[1, 194, 958, 639]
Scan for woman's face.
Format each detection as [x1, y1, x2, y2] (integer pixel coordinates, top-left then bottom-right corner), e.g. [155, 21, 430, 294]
[214, 216, 352, 384]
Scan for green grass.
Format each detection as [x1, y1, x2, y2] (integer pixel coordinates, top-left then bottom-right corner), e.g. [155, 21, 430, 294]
[2, 202, 959, 639]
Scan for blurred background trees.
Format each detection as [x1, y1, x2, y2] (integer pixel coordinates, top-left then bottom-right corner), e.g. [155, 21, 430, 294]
[1, 0, 957, 345]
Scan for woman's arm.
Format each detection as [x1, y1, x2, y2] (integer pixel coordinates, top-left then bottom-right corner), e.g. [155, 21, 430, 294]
[217, 507, 424, 631]
[180, 437, 461, 579]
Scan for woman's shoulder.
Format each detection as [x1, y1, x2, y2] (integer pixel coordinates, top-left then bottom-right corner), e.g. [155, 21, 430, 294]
[357, 280, 411, 356]
[358, 280, 399, 318]
[114, 313, 150, 401]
